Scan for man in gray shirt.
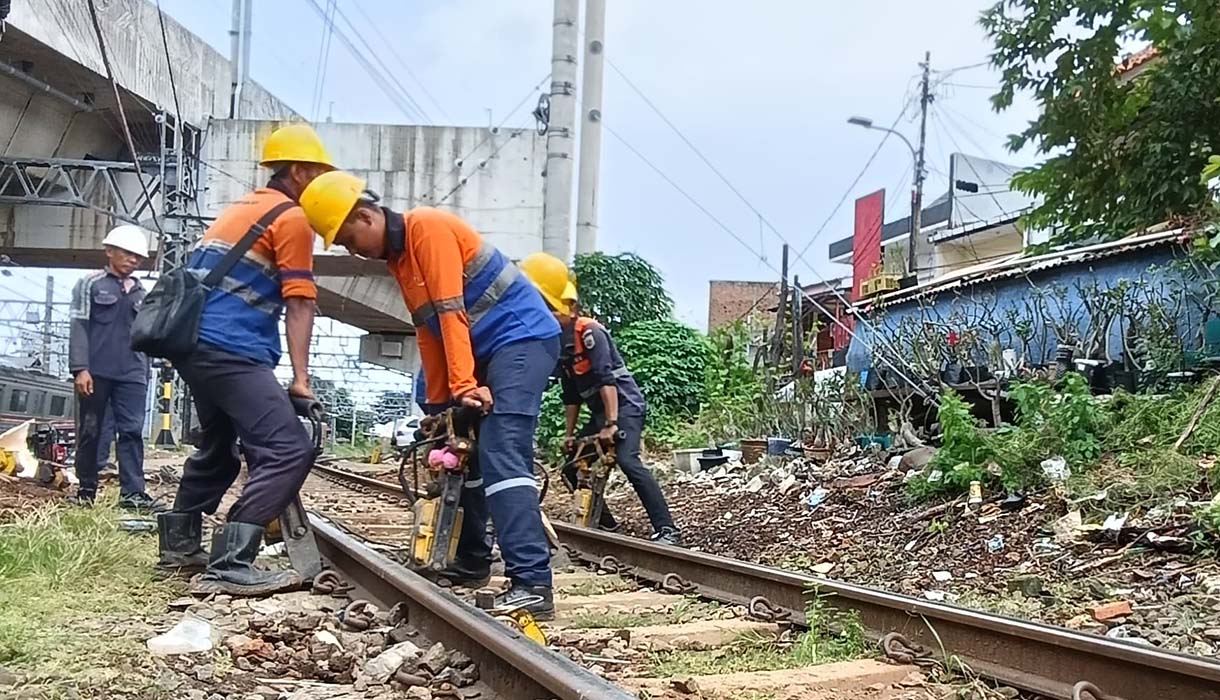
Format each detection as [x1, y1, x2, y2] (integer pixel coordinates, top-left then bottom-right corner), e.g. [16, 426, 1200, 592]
[68, 225, 161, 510]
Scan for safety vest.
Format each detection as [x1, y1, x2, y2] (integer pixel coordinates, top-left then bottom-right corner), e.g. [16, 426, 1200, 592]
[569, 317, 631, 399]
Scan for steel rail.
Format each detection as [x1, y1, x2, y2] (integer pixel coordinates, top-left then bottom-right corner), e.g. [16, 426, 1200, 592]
[309, 517, 633, 700]
[552, 523, 1220, 700]
[309, 464, 1220, 699]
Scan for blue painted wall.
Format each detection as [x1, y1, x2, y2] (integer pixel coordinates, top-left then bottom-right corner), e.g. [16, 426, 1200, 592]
[847, 245, 1203, 374]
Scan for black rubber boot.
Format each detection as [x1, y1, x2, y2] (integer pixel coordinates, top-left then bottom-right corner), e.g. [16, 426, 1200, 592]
[189, 522, 302, 597]
[495, 584, 555, 622]
[155, 512, 209, 577]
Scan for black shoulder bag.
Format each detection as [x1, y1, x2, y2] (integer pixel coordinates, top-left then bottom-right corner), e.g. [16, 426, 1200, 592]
[131, 201, 296, 359]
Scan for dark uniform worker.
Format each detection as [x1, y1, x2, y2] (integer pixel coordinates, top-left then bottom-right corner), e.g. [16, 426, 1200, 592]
[297, 170, 561, 619]
[520, 253, 683, 546]
[69, 224, 161, 511]
[155, 124, 335, 596]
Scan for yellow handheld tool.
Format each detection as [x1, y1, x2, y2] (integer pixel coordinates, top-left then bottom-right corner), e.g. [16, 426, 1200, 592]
[406, 408, 479, 572]
[563, 431, 624, 528]
[475, 589, 548, 646]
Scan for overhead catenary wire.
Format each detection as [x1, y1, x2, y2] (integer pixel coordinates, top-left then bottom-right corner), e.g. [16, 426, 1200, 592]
[602, 121, 932, 400]
[84, 0, 163, 236]
[602, 58, 931, 395]
[300, 0, 430, 123]
[309, 0, 338, 122]
[345, 0, 455, 124]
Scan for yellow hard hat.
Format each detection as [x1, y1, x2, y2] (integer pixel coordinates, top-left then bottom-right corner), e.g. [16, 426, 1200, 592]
[259, 123, 335, 168]
[299, 170, 366, 249]
[520, 252, 578, 312]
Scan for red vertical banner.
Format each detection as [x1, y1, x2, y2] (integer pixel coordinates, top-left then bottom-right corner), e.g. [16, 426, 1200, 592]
[851, 189, 885, 302]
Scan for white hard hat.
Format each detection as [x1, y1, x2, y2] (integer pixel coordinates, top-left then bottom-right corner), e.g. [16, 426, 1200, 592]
[101, 224, 151, 258]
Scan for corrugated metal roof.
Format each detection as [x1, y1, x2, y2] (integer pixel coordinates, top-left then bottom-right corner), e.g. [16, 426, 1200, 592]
[867, 226, 1185, 309]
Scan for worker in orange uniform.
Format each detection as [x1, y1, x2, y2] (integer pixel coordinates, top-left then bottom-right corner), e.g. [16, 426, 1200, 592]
[297, 171, 562, 619]
[158, 124, 334, 597]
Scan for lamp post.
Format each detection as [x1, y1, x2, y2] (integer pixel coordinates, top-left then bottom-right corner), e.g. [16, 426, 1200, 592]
[848, 115, 923, 280]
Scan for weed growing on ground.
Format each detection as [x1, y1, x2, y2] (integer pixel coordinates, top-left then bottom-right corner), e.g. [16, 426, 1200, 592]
[0, 497, 178, 695]
[645, 590, 868, 676]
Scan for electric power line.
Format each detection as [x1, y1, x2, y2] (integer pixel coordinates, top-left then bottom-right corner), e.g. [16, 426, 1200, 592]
[301, 0, 431, 123]
[84, 0, 163, 236]
[602, 121, 932, 399]
[309, 0, 337, 122]
[601, 59, 930, 395]
[345, 0, 455, 124]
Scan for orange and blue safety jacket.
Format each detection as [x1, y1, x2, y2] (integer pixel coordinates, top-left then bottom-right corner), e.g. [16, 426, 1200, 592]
[188, 182, 316, 367]
[384, 207, 559, 405]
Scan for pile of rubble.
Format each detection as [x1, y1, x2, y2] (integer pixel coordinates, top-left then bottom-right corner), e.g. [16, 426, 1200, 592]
[151, 591, 481, 700]
[606, 447, 1220, 657]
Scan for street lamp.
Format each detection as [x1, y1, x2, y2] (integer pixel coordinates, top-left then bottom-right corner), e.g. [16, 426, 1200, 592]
[848, 116, 923, 280]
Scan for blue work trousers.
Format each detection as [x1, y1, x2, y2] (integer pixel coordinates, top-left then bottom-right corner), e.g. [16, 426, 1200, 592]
[74, 377, 147, 496]
[451, 336, 559, 587]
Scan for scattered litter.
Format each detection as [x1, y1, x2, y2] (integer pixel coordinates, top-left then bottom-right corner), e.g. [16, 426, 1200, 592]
[745, 475, 764, 493]
[926, 470, 943, 484]
[1091, 600, 1133, 622]
[1000, 492, 1027, 512]
[1053, 510, 1083, 544]
[932, 570, 953, 582]
[777, 473, 799, 495]
[362, 640, 422, 682]
[923, 590, 948, 602]
[802, 487, 829, 510]
[1040, 456, 1070, 482]
[811, 562, 835, 575]
[1102, 513, 1129, 533]
[986, 535, 1005, 553]
[147, 613, 214, 655]
[967, 480, 983, 505]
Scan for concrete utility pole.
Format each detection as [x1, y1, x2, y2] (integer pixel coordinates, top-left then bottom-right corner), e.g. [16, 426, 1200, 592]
[542, 0, 579, 259]
[910, 51, 932, 280]
[574, 0, 606, 256]
[41, 276, 52, 373]
[229, 0, 252, 118]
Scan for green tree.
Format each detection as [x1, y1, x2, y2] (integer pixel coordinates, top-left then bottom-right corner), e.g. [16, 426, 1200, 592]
[982, 1, 1220, 242]
[616, 319, 708, 420]
[573, 252, 673, 333]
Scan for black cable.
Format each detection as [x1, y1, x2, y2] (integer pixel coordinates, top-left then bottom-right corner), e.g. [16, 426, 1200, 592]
[84, 0, 163, 235]
[154, 0, 184, 130]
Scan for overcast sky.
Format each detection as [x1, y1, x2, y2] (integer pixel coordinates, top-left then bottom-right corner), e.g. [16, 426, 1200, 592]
[147, 0, 1040, 328]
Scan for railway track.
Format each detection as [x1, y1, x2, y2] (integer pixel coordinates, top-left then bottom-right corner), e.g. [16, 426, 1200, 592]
[307, 462, 1220, 700]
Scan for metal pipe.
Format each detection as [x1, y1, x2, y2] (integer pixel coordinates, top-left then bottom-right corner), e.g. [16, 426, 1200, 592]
[0, 61, 94, 112]
[574, 0, 606, 255]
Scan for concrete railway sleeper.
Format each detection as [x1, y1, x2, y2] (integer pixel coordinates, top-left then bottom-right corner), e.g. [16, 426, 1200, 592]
[307, 462, 1220, 699]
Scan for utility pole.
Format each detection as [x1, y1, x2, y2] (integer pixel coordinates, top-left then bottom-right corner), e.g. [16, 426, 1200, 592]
[574, 0, 606, 256]
[769, 244, 789, 372]
[909, 51, 931, 281]
[791, 276, 804, 376]
[229, 0, 252, 118]
[542, 0, 579, 259]
[41, 276, 52, 373]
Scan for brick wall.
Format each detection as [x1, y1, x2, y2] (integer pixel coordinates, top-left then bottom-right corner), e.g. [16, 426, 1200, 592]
[707, 281, 779, 331]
